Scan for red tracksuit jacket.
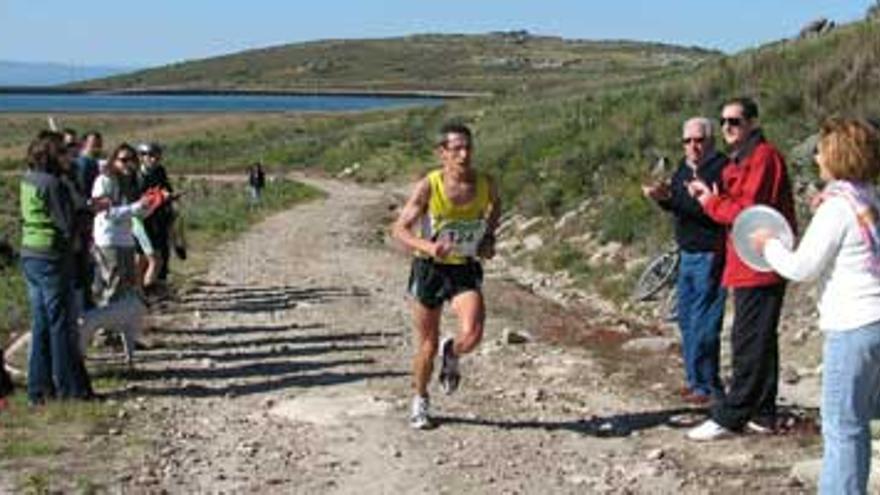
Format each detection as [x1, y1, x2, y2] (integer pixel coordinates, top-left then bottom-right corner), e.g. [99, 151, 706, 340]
[701, 136, 797, 288]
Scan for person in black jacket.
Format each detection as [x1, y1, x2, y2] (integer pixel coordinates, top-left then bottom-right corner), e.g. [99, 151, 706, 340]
[642, 117, 729, 405]
[136, 142, 175, 284]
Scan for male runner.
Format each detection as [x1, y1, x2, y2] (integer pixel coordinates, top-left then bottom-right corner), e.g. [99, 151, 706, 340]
[392, 123, 501, 429]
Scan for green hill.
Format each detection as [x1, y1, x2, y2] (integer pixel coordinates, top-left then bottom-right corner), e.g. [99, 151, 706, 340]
[75, 32, 716, 94]
[13, 20, 880, 254]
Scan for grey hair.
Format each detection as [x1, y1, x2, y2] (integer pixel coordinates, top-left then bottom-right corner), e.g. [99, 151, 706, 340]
[683, 117, 714, 139]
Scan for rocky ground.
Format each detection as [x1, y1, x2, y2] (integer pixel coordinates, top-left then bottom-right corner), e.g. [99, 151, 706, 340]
[4, 174, 873, 493]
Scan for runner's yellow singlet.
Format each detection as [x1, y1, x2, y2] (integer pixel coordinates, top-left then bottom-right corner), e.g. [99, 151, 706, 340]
[419, 169, 491, 265]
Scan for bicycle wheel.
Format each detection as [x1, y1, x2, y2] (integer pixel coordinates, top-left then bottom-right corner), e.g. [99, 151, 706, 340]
[632, 250, 679, 301]
[661, 287, 678, 323]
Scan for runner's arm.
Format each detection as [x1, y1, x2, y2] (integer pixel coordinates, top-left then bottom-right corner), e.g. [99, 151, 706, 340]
[392, 178, 445, 258]
[478, 176, 501, 259]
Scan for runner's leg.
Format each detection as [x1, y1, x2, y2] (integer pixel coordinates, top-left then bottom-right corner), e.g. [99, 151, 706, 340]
[449, 290, 485, 356]
[412, 301, 442, 397]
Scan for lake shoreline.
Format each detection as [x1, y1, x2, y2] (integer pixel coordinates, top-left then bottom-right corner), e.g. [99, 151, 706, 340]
[0, 86, 488, 99]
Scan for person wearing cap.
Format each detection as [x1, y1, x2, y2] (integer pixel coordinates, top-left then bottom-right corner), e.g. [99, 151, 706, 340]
[686, 96, 797, 441]
[136, 142, 175, 286]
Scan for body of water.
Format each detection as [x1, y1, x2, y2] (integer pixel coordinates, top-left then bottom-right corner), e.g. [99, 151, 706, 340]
[0, 92, 442, 113]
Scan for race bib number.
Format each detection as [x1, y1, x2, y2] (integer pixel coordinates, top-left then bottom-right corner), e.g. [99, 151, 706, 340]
[435, 220, 487, 257]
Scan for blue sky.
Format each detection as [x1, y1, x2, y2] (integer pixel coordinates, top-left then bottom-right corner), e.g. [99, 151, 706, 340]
[0, 1, 873, 67]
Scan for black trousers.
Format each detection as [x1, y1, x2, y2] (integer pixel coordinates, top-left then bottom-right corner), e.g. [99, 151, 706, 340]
[712, 283, 786, 430]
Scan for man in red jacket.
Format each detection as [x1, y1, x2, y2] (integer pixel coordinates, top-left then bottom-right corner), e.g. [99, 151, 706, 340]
[685, 97, 797, 441]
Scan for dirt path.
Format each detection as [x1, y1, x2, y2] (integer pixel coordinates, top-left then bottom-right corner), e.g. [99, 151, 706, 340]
[105, 176, 818, 494]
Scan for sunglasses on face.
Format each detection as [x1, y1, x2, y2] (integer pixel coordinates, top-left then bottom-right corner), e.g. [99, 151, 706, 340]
[682, 136, 706, 145]
[719, 117, 744, 128]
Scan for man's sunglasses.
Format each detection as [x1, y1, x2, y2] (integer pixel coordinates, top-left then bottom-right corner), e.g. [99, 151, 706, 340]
[682, 137, 706, 145]
[719, 117, 744, 127]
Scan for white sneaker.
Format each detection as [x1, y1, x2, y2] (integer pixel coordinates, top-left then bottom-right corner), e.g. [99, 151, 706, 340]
[746, 420, 774, 435]
[409, 395, 432, 430]
[686, 419, 733, 441]
[438, 337, 460, 395]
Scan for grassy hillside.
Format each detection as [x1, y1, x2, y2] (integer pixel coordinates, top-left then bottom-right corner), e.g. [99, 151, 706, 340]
[77, 32, 715, 94]
[3, 20, 880, 305]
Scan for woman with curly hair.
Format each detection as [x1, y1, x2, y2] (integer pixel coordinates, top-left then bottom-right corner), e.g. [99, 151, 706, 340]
[755, 117, 880, 494]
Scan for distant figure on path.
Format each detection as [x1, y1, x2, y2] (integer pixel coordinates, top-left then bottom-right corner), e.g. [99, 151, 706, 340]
[642, 117, 728, 405]
[392, 122, 501, 429]
[754, 118, 880, 495]
[248, 162, 266, 205]
[686, 97, 797, 441]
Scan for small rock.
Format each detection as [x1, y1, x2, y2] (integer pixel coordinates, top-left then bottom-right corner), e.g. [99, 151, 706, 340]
[786, 475, 804, 488]
[522, 234, 544, 251]
[646, 448, 665, 461]
[136, 475, 158, 486]
[526, 388, 546, 402]
[502, 328, 533, 345]
[782, 367, 800, 385]
[621, 337, 677, 353]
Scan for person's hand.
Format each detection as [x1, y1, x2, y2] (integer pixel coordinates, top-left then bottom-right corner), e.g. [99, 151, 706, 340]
[88, 197, 112, 213]
[641, 180, 671, 201]
[749, 227, 775, 253]
[431, 235, 454, 259]
[687, 180, 718, 206]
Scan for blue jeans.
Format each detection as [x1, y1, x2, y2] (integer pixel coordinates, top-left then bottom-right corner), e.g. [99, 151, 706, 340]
[820, 322, 880, 495]
[676, 251, 726, 397]
[22, 256, 90, 402]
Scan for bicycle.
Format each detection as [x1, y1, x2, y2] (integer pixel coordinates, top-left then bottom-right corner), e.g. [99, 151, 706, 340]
[632, 245, 679, 322]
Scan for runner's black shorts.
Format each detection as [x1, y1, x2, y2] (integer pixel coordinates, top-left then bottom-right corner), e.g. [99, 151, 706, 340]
[408, 257, 483, 309]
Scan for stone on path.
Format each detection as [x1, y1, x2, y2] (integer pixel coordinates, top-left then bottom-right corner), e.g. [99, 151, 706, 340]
[270, 390, 392, 427]
[621, 337, 677, 353]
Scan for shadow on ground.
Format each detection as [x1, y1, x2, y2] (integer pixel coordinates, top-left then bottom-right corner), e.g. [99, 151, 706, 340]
[92, 282, 405, 399]
[434, 405, 819, 437]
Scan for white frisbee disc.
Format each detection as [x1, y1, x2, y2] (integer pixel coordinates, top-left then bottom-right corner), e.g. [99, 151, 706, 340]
[731, 205, 794, 272]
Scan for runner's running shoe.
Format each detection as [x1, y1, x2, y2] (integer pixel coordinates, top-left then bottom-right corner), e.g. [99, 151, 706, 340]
[410, 395, 432, 430]
[438, 337, 460, 394]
